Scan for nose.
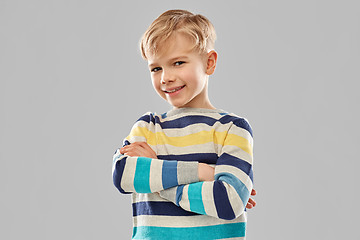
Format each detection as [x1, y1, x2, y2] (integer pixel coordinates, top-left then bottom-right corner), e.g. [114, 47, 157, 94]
[160, 69, 175, 84]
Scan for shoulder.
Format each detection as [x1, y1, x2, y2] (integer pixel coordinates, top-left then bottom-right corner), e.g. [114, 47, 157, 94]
[220, 112, 253, 137]
[125, 112, 158, 144]
[133, 111, 162, 126]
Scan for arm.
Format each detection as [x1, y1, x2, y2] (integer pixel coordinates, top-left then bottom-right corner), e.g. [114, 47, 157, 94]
[159, 118, 254, 220]
[112, 114, 199, 194]
[119, 141, 256, 208]
[112, 144, 199, 194]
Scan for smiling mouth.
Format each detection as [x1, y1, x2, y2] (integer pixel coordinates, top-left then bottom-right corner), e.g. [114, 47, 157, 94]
[164, 85, 185, 93]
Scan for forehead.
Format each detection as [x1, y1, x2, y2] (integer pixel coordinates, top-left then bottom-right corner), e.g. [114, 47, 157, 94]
[147, 33, 197, 63]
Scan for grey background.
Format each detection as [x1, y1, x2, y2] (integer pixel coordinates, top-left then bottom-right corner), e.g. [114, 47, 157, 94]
[1, 0, 359, 239]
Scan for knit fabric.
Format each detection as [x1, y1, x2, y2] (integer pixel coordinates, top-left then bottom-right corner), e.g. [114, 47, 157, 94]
[112, 108, 254, 240]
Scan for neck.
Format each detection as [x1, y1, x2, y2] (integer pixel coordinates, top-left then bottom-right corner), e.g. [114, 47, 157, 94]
[174, 80, 215, 109]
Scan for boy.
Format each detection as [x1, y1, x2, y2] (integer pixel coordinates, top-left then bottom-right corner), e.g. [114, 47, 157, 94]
[113, 9, 255, 239]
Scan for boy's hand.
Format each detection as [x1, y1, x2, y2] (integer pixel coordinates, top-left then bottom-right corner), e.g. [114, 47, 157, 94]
[246, 189, 257, 209]
[120, 142, 157, 159]
[198, 163, 215, 181]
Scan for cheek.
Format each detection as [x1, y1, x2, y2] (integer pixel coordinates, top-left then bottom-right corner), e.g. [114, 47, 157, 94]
[151, 76, 165, 97]
[184, 68, 203, 89]
[151, 76, 159, 89]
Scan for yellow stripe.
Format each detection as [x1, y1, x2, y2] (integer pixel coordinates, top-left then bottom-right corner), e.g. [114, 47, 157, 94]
[127, 126, 148, 140]
[225, 133, 253, 157]
[128, 126, 253, 157]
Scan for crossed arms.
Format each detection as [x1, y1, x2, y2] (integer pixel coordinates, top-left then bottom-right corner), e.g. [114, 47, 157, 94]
[118, 141, 256, 210]
[113, 135, 255, 220]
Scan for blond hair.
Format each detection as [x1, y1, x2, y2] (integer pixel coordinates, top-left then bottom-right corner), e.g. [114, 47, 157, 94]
[140, 9, 216, 59]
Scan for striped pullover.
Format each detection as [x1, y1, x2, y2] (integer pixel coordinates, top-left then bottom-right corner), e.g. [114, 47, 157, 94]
[112, 107, 254, 240]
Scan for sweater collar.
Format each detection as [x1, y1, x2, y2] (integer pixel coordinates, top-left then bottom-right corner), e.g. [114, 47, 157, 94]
[164, 107, 226, 118]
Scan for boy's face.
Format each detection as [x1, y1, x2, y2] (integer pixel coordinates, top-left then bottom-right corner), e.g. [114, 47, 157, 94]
[147, 33, 216, 109]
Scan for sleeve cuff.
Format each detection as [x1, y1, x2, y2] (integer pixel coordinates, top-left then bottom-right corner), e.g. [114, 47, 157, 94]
[177, 161, 199, 185]
[159, 187, 178, 203]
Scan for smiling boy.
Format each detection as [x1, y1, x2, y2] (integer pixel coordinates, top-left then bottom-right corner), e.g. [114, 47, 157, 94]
[113, 9, 255, 239]
[148, 32, 216, 109]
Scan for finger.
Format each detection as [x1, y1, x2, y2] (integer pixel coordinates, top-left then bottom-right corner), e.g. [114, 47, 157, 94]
[138, 142, 157, 158]
[248, 197, 256, 207]
[251, 189, 257, 196]
[119, 147, 126, 154]
[137, 141, 149, 148]
[120, 145, 140, 156]
[120, 145, 131, 154]
[120, 144, 131, 152]
[122, 142, 156, 158]
[123, 150, 142, 157]
[246, 203, 253, 209]
[131, 142, 147, 148]
[130, 142, 155, 158]
[123, 145, 149, 157]
[135, 142, 153, 152]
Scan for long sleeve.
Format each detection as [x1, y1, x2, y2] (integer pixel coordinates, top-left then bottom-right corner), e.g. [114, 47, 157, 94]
[112, 113, 199, 194]
[159, 118, 254, 220]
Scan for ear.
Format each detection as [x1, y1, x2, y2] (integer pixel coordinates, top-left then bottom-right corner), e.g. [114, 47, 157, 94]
[205, 50, 218, 75]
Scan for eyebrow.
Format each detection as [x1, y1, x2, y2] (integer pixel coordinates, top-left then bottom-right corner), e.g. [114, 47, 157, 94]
[148, 56, 189, 68]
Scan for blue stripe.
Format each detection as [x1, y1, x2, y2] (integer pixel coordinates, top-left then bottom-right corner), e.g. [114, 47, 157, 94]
[136, 113, 252, 137]
[225, 115, 253, 137]
[187, 182, 206, 215]
[158, 153, 218, 164]
[217, 153, 253, 182]
[133, 157, 152, 193]
[132, 222, 246, 239]
[133, 201, 198, 217]
[162, 161, 178, 189]
[137, 114, 155, 125]
[123, 140, 130, 147]
[160, 115, 218, 129]
[215, 172, 250, 209]
[213, 180, 235, 220]
[112, 156, 131, 194]
[175, 185, 184, 206]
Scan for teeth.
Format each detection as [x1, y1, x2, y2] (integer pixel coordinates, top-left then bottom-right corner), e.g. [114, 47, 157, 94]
[167, 86, 183, 93]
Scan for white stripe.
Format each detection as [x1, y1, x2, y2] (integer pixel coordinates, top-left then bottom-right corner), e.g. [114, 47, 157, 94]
[132, 192, 168, 203]
[179, 185, 191, 211]
[159, 122, 232, 137]
[133, 214, 246, 228]
[229, 126, 253, 147]
[133, 119, 151, 128]
[155, 142, 221, 157]
[161, 111, 225, 122]
[135, 118, 233, 138]
[225, 183, 245, 217]
[149, 159, 163, 192]
[220, 144, 253, 164]
[154, 142, 252, 164]
[120, 156, 137, 192]
[127, 135, 147, 143]
[201, 181, 218, 218]
[159, 187, 177, 203]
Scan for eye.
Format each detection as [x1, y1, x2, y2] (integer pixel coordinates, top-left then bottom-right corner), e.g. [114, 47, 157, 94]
[174, 61, 185, 66]
[151, 67, 162, 72]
